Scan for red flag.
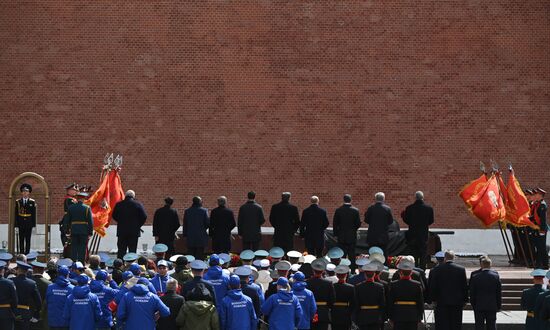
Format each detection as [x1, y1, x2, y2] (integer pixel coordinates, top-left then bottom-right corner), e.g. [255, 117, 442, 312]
[85, 170, 124, 236]
[505, 171, 537, 229]
[461, 175, 506, 227]
[459, 174, 488, 208]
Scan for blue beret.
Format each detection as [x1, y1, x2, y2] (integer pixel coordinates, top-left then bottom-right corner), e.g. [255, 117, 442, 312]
[152, 244, 168, 253]
[239, 250, 255, 261]
[269, 247, 284, 259]
[234, 266, 252, 277]
[327, 247, 344, 259]
[190, 260, 208, 270]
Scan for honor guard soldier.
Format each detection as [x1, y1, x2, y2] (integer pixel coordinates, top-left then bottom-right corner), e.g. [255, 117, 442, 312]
[306, 258, 335, 330]
[332, 265, 356, 330]
[532, 188, 548, 269]
[30, 261, 50, 329]
[15, 184, 36, 255]
[522, 269, 547, 330]
[64, 191, 93, 262]
[12, 261, 41, 330]
[61, 183, 78, 257]
[388, 258, 424, 330]
[355, 262, 386, 330]
[0, 261, 17, 330]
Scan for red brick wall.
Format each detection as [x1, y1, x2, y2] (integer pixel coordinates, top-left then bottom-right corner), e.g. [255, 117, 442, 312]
[1, 1, 548, 229]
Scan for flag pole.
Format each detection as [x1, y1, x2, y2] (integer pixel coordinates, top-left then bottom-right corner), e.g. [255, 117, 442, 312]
[490, 162, 513, 263]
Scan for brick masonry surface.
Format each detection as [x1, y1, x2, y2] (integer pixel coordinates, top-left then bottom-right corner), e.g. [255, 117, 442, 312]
[0, 1, 548, 229]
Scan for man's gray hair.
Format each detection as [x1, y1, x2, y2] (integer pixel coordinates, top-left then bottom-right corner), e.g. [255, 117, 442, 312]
[166, 278, 178, 291]
[311, 196, 319, 204]
[444, 250, 455, 261]
[375, 192, 385, 202]
[415, 191, 424, 201]
[282, 192, 291, 201]
[217, 196, 227, 207]
[125, 190, 136, 198]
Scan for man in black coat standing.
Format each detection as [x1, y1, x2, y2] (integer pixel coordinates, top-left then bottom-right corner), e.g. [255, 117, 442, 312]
[469, 257, 501, 330]
[182, 196, 210, 260]
[365, 192, 394, 258]
[300, 196, 329, 257]
[428, 250, 468, 330]
[159, 278, 185, 330]
[153, 197, 181, 257]
[209, 196, 236, 253]
[333, 194, 361, 271]
[238, 191, 265, 251]
[269, 192, 300, 253]
[112, 190, 148, 259]
[402, 191, 434, 269]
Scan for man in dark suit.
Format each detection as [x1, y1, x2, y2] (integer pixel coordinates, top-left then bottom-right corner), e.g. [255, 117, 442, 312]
[15, 183, 36, 255]
[269, 192, 300, 253]
[158, 278, 185, 330]
[182, 196, 210, 261]
[112, 190, 148, 259]
[209, 196, 236, 254]
[402, 191, 434, 269]
[153, 196, 181, 257]
[365, 192, 394, 257]
[469, 257, 501, 330]
[300, 196, 329, 257]
[428, 250, 468, 330]
[333, 194, 361, 271]
[238, 191, 266, 251]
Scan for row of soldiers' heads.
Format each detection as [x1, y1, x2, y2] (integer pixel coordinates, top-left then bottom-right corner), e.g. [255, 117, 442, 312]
[525, 188, 546, 202]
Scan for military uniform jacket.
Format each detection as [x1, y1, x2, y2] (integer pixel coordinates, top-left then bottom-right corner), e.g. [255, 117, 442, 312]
[333, 204, 361, 244]
[332, 282, 356, 326]
[300, 204, 329, 242]
[237, 201, 265, 242]
[364, 202, 393, 246]
[269, 201, 300, 246]
[521, 284, 545, 329]
[64, 201, 93, 236]
[388, 278, 424, 323]
[402, 200, 434, 244]
[153, 205, 181, 241]
[0, 277, 17, 319]
[355, 280, 385, 325]
[306, 277, 335, 323]
[15, 198, 36, 230]
[11, 274, 41, 319]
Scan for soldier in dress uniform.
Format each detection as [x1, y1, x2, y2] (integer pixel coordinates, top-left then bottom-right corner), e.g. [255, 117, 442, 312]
[61, 183, 78, 258]
[355, 262, 386, 330]
[522, 269, 547, 330]
[532, 188, 548, 269]
[0, 260, 17, 330]
[11, 261, 41, 330]
[64, 191, 93, 263]
[331, 265, 355, 330]
[306, 258, 335, 330]
[15, 184, 36, 255]
[388, 258, 424, 330]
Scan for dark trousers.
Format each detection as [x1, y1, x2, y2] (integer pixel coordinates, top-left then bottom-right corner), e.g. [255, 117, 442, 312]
[533, 234, 548, 269]
[0, 318, 14, 330]
[393, 322, 418, 330]
[71, 234, 88, 262]
[435, 305, 463, 330]
[273, 237, 293, 253]
[18, 228, 32, 254]
[474, 310, 496, 330]
[338, 241, 356, 270]
[117, 235, 139, 259]
[242, 240, 260, 251]
[188, 246, 205, 261]
[311, 322, 329, 330]
[306, 240, 324, 257]
[358, 325, 383, 330]
[212, 237, 231, 254]
[157, 237, 176, 256]
[408, 241, 428, 270]
[14, 318, 30, 330]
[331, 324, 352, 330]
